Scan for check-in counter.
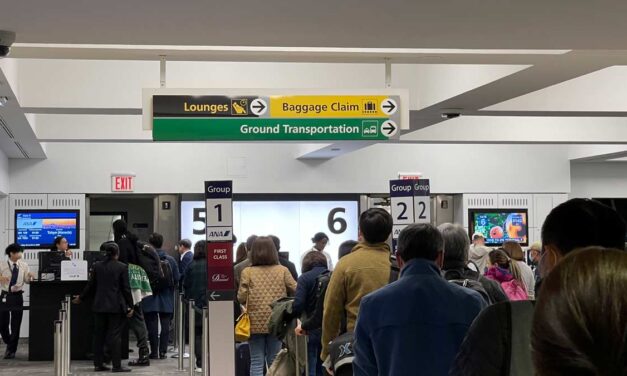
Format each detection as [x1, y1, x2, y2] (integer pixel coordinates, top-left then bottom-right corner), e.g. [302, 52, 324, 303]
[28, 281, 129, 361]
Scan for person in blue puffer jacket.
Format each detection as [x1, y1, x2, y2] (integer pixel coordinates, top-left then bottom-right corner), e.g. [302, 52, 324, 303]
[293, 251, 329, 376]
[141, 233, 179, 359]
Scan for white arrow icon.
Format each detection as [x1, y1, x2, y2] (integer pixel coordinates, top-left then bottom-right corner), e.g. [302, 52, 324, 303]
[381, 98, 398, 115]
[209, 291, 221, 301]
[250, 98, 268, 116]
[381, 120, 398, 138]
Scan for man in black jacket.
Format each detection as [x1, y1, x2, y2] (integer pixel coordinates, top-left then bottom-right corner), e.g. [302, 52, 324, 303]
[74, 242, 134, 373]
[438, 223, 508, 305]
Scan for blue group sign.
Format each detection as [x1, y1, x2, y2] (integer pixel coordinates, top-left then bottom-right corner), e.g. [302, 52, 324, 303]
[389, 179, 431, 252]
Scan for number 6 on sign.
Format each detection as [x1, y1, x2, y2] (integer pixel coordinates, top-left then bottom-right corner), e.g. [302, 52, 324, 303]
[413, 197, 431, 224]
[205, 198, 233, 226]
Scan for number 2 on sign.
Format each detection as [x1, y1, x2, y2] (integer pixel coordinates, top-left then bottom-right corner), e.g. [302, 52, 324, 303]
[414, 197, 430, 223]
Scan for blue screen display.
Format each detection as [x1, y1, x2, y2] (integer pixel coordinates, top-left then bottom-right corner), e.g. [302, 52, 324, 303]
[16, 211, 79, 248]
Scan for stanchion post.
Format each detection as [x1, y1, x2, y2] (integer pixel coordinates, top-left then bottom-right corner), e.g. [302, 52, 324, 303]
[178, 293, 185, 371]
[54, 320, 63, 376]
[188, 299, 195, 376]
[58, 309, 67, 376]
[173, 292, 179, 350]
[65, 295, 71, 375]
[202, 307, 209, 376]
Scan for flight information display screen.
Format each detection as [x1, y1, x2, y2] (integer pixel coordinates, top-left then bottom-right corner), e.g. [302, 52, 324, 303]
[15, 210, 80, 249]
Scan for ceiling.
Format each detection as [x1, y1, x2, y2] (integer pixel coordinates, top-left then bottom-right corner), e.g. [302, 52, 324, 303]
[2, 1, 627, 162]
[2, 0, 627, 49]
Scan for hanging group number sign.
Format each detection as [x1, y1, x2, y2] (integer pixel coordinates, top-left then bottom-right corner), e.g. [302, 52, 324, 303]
[389, 179, 431, 246]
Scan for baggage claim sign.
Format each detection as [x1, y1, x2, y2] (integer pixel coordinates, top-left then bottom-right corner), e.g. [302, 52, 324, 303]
[151, 94, 404, 141]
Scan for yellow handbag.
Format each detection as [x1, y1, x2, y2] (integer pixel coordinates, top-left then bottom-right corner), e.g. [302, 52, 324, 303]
[235, 296, 250, 342]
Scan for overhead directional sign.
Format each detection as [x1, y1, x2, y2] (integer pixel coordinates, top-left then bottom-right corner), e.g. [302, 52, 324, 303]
[151, 93, 405, 141]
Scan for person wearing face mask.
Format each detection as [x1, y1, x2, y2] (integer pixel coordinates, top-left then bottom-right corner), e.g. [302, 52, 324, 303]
[51, 236, 73, 259]
[0, 243, 35, 359]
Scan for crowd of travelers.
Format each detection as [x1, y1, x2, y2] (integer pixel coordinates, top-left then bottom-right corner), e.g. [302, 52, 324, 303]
[2, 198, 625, 375]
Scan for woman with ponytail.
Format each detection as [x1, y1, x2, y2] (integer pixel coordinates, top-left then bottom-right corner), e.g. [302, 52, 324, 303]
[484, 248, 528, 301]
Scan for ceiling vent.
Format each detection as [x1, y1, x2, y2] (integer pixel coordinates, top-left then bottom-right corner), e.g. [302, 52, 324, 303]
[0, 115, 14, 139]
[14, 141, 29, 158]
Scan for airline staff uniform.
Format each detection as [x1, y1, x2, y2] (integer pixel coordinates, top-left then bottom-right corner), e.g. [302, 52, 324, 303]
[0, 259, 31, 357]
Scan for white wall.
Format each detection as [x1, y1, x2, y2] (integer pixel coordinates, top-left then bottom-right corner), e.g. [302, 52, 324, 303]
[9, 142, 571, 195]
[0, 148, 8, 195]
[570, 162, 627, 198]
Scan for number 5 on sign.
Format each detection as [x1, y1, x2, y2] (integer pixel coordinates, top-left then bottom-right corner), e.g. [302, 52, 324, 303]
[205, 199, 233, 227]
[413, 197, 431, 224]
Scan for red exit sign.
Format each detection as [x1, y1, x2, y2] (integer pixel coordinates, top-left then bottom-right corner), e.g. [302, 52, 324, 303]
[111, 175, 135, 192]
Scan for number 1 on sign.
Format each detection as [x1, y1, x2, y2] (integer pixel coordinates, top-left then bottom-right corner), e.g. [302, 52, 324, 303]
[205, 199, 233, 227]
[215, 204, 222, 222]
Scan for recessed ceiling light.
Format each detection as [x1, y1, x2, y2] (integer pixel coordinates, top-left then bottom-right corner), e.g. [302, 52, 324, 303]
[0, 96, 8, 106]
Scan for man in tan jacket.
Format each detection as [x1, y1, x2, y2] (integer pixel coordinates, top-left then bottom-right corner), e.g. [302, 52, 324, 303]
[321, 208, 393, 362]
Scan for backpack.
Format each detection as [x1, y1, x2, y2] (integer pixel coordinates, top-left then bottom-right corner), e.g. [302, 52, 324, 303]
[158, 255, 175, 291]
[314, 270, 331, 303]
[444, 269, 493, 305]
[500, 279, 528, 301]
[137, 243, 172, 293]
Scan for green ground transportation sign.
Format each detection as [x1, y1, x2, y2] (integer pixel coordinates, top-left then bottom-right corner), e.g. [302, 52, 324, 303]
[151, 94, 401, 141]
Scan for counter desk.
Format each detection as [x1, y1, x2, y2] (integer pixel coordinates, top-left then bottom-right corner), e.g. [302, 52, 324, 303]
[28, 280, 129, 361]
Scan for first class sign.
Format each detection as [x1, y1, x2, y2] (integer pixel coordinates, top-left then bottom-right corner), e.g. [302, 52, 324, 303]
[111, 174, 135, 192]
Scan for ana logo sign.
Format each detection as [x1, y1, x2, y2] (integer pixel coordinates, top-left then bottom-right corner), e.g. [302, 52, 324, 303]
[208, 229, 231, 237]
[206, 227, 234, 242]
[212, 274, 230, 283]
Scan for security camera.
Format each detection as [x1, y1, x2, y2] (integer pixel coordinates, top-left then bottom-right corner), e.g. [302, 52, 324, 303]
[440, 110, 462, 119]
[0, 31, 16, 57]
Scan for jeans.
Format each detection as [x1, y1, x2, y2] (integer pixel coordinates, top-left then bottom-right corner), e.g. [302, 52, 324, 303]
[307, 330, 323, 376]
[249, 333, 282, 376]
[144, 312, 172, 356]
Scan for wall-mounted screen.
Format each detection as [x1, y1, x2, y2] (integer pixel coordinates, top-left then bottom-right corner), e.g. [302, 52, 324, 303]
[181, 199, 359, 269]
[15, 210, 80, 249]
[469, 209, 528, 246]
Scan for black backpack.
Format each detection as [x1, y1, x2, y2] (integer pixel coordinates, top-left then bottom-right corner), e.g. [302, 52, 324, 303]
[443, 269, 493, 305]
[314, 270, 331, 303]
[137, 243, 173, 293]
[158, 255, 175, 291]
